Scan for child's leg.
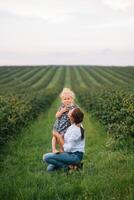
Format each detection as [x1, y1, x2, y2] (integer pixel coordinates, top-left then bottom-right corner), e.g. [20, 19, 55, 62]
[52, 131, 60, 153]
[59, 146, 64, 153]
[53, 131, 64, 153]
[59, 133, 64, 152]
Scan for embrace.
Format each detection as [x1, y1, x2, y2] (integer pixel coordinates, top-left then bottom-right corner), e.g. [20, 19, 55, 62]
[43, 88, 85, 172]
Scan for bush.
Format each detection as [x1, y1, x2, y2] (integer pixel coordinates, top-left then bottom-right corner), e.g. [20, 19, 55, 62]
[0, 89, 58, 146]
[75, 88, 134, 147]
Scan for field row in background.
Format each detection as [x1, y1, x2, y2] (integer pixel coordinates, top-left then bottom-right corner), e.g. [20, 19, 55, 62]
[0, 66, 134, 94]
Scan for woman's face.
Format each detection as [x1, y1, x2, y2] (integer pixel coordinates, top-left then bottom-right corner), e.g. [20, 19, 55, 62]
[68, 109, 74, 123]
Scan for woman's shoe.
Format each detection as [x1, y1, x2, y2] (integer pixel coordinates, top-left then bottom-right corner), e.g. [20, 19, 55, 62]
[47, 164, 58, 172]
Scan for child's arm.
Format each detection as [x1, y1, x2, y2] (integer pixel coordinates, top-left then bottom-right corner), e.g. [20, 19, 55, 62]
[55, 106, 68, 118]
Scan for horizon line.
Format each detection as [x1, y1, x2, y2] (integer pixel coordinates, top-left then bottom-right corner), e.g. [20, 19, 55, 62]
[0, 64, 134, 67]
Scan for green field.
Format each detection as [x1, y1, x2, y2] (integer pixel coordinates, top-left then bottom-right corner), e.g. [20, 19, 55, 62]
[0, 66, 134, 200]
[0, 66, 134, 93]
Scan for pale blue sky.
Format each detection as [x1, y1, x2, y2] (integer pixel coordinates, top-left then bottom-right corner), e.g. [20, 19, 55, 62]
[0, 0, 134, 65]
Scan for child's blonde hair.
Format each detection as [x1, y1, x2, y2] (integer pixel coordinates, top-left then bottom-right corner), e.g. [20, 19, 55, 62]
[60, 88, 75, 101]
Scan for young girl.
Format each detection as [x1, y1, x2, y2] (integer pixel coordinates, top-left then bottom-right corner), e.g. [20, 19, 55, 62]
[52, 88, 77, 153]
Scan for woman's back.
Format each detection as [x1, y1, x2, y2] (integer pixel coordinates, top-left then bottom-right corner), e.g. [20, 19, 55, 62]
[63, 124, 85, 153]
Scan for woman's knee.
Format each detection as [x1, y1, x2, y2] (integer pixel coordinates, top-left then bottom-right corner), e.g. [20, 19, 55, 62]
[42, 153, 54, 163]
[43, 153, 50, 162]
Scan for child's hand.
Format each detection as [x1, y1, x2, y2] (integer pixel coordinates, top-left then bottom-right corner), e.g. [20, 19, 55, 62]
[68, 109, 74, 118]
[55, 106, 69, 118]
[61, 106, 68, 113]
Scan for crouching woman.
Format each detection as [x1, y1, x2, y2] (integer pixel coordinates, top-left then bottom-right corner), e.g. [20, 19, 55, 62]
[43, 108, 85, 172]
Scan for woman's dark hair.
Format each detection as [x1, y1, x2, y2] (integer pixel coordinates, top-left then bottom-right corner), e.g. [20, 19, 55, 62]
[71, 108, 84, 139]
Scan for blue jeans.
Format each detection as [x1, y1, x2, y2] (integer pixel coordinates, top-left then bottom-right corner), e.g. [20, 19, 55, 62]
[43, 152, 83, 172]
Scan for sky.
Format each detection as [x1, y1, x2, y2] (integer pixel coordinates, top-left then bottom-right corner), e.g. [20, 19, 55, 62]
[0, 0, 134, 66]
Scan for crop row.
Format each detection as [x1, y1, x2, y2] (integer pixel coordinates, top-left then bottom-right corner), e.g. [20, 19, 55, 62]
[77, 66, 134, 90]
[70, 67, 134, 149]
[0, 91, 56, 145]
[0, 66, 66, 146]
[0, 65, 134, 147]
[1, 66, 134, 91]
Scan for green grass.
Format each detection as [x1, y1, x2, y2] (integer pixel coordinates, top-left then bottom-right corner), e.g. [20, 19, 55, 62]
[47, 67, 64, 89]
[64, 67, 72, 88]
[0, 66, 134, 199]
[79, 67, 101, 87]
[0, 98, 133, 200]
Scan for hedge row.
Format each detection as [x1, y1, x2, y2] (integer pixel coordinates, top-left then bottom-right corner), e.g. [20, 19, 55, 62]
[76, 88, 134, 146]
[0, 89, 57, 146]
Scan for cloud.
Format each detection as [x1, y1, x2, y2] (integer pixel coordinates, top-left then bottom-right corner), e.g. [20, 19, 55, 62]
[102, 0, 134, 11]
[0, 0, 134, 65]
[0, 9, 72, 24]
[0, 1, 78, 24]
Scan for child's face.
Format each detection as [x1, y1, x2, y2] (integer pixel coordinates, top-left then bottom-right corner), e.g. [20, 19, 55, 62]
[62, 94, 73, 106]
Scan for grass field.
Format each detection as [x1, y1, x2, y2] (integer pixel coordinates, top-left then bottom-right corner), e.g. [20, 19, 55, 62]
[0, 66, 134, 200]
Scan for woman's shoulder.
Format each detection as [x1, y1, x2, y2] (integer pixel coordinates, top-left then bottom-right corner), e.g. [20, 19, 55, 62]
[66, 124, 76, 132]
[69, 124, 81, 132]
[68, 124, 82, 139]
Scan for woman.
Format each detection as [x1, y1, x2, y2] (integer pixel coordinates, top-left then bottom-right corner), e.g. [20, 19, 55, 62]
[43, 108, 85, 172]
